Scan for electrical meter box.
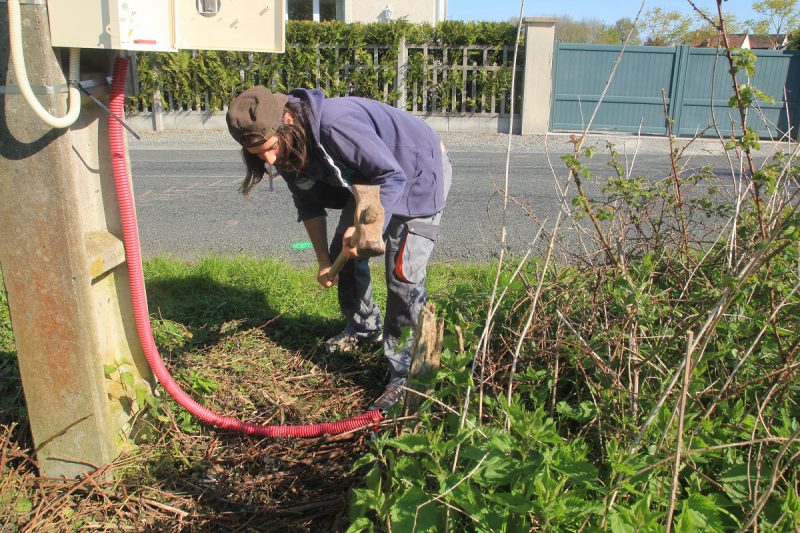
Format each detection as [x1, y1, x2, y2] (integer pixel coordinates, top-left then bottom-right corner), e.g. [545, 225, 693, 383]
[46, 0, 285, 53]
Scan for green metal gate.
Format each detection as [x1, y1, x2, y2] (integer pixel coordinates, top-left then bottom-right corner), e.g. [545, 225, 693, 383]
[550, 42, 800, 138]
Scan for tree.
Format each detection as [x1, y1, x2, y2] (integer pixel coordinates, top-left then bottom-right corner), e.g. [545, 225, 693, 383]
[553, 15, 606, 43]
[641, 8, 694, 45]
[598, 17, 642, 45]
[746, 0, 799, 48]
[692, 8, 745, 33]
[717, 12, 745, 34]
[689, 9, 746, 46]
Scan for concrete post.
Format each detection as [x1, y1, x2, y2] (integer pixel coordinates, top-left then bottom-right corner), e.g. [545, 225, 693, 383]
[0, 5, 153, 477]
[521, 17, 557, 135]
[152, 89, 164, 132]
[395, 36, 407, 110]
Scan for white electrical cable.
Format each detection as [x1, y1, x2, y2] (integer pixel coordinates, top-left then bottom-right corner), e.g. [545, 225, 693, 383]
[7, 0, 81, 128]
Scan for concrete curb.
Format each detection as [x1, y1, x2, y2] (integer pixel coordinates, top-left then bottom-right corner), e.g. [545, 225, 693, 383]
[127, 127, 795, 159]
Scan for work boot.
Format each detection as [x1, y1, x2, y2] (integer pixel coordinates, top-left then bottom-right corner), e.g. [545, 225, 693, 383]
[368, 377, 407, 412]
[324, 329, 383, 354]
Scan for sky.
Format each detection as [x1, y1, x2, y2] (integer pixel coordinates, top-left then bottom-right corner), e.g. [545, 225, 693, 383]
[447, 0, 761, 25]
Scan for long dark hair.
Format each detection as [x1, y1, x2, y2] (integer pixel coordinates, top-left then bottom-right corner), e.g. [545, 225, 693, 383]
[239, 99, 310, 196]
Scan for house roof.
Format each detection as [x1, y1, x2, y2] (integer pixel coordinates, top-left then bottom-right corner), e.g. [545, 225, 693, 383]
[700, 33, 748, 48]
[747, 34, 788, 49]
[699, 33, 788, 49]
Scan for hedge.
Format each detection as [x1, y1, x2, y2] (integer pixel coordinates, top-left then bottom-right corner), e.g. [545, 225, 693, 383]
[127, 20, 521, 114]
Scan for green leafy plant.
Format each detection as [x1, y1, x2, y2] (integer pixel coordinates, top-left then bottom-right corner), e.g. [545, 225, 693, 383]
[347, 5, 800, 531]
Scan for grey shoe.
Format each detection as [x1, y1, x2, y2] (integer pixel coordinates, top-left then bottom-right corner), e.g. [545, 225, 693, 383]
[324, 329, 383, 354]
[368, 378, 407, 412]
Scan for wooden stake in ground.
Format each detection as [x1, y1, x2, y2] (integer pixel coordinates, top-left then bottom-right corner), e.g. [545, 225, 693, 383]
[404, 303, 444, 421]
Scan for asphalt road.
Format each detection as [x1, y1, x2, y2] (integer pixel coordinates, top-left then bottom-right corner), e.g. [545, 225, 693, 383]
[128, 132, 752, 265]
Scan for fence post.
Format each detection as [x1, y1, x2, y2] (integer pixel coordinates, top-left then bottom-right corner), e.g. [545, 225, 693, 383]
[668, 45, 690, 136]
[152, 89, 164, 132]
[521, 17, 557, 135]
[396, 36, 407, 110]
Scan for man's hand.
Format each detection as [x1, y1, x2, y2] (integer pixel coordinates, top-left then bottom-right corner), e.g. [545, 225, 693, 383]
[342, 226, 359, 259]
[317, 262, 337, 288]
[302, 216, 338, 288]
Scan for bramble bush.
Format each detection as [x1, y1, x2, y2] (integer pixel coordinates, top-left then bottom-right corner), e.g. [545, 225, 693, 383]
[347, 11, 800, 533]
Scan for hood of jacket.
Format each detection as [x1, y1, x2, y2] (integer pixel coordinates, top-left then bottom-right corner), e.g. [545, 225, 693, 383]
[288, 88, 326, 150]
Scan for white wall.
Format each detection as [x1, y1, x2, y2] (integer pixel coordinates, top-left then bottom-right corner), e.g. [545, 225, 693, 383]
[346, 0, 439, 24]
[286, 0, 445, 25]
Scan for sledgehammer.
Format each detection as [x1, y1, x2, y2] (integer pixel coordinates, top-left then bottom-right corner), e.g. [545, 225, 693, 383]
[327, 184, 385, 281]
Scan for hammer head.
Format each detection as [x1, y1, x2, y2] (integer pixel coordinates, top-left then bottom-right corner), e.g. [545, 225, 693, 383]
[351, 184, 385, 257]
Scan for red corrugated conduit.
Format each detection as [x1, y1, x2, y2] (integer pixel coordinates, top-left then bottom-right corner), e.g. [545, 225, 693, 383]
[108, 57, 383, 438]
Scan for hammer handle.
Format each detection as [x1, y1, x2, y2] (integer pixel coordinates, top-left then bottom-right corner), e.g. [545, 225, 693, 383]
[326, 229, 359, 282]
[326, 249, 351, 281]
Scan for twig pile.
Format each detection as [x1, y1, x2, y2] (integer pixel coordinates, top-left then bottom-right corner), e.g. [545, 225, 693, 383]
[1, 329, 382, 531]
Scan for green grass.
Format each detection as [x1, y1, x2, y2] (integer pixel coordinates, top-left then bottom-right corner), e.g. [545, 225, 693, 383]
[0, 254, 498, 403]
[0, 253, 499, 354]
[0, 268, 14, 358]
[0, 255, 500, 530]
[0, 254, 500, 437]
[143, 254, 497, 349]
[0, 269, 23, 426]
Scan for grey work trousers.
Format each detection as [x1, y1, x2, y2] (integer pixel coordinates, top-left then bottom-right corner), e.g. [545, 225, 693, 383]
[329, 150, 452, 382]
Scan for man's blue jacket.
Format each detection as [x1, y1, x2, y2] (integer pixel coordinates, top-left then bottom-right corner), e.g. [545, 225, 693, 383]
[280, 89, 446, 227]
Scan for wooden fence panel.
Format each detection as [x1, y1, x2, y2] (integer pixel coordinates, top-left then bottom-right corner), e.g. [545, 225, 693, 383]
[148, 41, 522, 119]
[404, 44, 521, 116]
